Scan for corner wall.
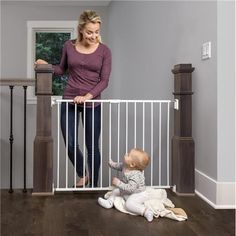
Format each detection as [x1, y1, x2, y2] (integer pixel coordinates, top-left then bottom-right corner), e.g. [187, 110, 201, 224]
[107, 1, 235, 208]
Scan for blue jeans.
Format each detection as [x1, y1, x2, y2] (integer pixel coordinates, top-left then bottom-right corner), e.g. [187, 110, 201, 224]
[60, 102, 101, 187]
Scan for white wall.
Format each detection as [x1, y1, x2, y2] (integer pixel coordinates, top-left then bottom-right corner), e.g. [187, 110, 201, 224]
[107, 1, 174, 100]
[217, 1, 235, 182]
[215, 0, 235, 208]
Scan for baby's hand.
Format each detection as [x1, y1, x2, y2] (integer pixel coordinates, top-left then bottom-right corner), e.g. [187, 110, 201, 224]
[108, 159, 116, 167]
[112, 177, 120, 186]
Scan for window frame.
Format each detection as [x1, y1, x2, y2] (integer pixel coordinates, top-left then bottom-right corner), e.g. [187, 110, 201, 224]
[27, 21, 78, 104]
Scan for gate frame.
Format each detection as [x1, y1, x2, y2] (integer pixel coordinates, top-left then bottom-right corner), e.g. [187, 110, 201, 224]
[32, 64, 195, 195]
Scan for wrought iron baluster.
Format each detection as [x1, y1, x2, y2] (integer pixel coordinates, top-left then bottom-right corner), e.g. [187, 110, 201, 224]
[9, 85, 14, 193]
[23, 86, 27, 193]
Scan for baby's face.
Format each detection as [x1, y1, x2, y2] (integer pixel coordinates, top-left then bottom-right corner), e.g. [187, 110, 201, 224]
[123, 153, 131, 166]
[123, 150, 136, 167]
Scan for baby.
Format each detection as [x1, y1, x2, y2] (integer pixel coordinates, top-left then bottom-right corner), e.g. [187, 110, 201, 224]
[98, 148, 154, 222]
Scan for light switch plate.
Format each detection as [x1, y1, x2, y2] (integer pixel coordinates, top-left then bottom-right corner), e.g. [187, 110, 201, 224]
[202, 41, 211, 60]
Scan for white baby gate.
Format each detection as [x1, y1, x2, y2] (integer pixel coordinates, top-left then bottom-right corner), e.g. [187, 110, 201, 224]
[52, 99, 173, 192]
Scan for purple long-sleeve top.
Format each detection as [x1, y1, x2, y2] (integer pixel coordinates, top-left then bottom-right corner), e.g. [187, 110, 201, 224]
[53, 39, 112, 101]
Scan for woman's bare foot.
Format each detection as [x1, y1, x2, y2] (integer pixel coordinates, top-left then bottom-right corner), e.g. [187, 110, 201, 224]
[76, 176, 88, 187]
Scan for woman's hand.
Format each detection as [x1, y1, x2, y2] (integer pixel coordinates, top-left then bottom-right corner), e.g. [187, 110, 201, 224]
[73, 93, 93, 104]
[34, 59, 48, 65]
[112, 177, 120, 186]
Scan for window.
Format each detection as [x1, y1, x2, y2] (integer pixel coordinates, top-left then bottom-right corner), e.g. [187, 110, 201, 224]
[36, 32, 70, 95]
[27, 21, 77, 103]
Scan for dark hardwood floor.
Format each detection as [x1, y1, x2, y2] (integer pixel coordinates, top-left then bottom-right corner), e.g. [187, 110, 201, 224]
[1, 189, 235, 236]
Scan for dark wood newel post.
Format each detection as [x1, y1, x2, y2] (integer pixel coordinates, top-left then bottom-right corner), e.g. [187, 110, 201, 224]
[172, 64, 195, 195]
[32, 64, 54, 196]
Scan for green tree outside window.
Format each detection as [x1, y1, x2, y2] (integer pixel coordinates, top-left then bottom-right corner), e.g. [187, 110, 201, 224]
[36, 32, 71, 95]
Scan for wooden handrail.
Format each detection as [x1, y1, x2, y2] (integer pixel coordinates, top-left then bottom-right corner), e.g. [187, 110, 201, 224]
[0, 79, 35, 86]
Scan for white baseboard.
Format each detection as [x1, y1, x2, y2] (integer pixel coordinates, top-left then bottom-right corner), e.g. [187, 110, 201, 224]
[195, 169, 236, 209]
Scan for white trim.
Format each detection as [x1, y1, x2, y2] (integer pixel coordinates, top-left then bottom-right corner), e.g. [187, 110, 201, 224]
[195, 169, 236, 209]
[195, 190, 235, 209]
[196, 168, 217, 184]
[26, 21, 77, 104]
[195, 190, 217, 208]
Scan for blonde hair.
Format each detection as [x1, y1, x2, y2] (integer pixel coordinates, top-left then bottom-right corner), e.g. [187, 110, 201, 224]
[129, 148, 150, 171]
[76, 10, 102, 44]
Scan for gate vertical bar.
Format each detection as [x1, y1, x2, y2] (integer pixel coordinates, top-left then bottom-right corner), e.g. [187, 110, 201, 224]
[92, 103, 95, 188]
[159, 103, 162, 185]
[65, 103, 68, 189]
[100, 103, 103, 187]
[83, 103, 86, 186]
[151, 102, 153, 186]
[134, 102, 137, 147]
[167, 102, 170, 186]
[117, 103, 120, 161]
[125, 102, 128, 153]
[143, 102, 145, 150]
[108, 102, 111, 184]
[57, 102, 60, 188]
[74, 104, 77, 187]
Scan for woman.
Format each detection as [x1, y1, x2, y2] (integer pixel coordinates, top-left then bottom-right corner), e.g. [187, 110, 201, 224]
[35, 10, 112, 188]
